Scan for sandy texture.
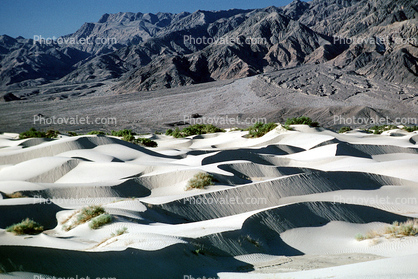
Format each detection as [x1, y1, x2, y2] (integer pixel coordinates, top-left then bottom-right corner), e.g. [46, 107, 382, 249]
[0, 126, 417, 278]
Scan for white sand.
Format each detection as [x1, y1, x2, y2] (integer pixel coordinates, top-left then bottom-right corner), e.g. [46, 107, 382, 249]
[0, 126, 417, 278]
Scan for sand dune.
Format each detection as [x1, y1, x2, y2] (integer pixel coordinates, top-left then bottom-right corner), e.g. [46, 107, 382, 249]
[0, 126, 417, 278]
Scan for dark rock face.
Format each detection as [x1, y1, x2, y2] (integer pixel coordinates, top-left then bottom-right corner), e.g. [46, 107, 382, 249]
[0, 0, 417, 92]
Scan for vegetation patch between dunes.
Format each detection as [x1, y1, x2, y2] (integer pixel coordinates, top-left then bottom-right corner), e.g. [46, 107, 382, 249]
[186, 172, 214, 190]
[245, 122, 278, 138]
[166, 124, 225, 138]
[356, 219, 418, 241]
[6, 218, 44, 235]
[62, 205, 112, 231]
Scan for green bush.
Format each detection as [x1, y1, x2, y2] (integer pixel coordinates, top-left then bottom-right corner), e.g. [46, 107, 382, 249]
[6, 218, 44, 235]
[63, 205, 109, 231]
[89, 214, 112, 229]
[136, 138, 158, 147]
[384, 219, 418, 237]
[122, 134, 135, 142]
[338, 126, 352, 133]
[77, 205, 106, 224]
[19, 128, 59, 139]
[165, 124, 225, 138]
[86, 131, 106, 135]
[403, 126, 418, 132]
[67, 131, 78, 137]
[88, 131, 105, 135]
[111, 227, 128, 237]
[366, 125, 398, 134]
[282, 124, 292, 130]
[246, 122, 278, 138]
[186, 172, 214, 190]
[121, 134, 158, 147]
[356, 219, 418, 241]
[285, 116, 319, 127]
[111, 129, 136, 137]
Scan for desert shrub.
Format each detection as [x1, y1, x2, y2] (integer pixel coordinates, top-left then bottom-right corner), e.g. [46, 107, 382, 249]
[367, 125, 398, 134]
[171, 127, 182, 138]
[245, 235, 261, 247]
[89, 214, 112, 229]
[384, 219, 418, 237]
[355, 233, 365, 241]
[285, 116, 319, 127]
[45, 130, 59, 138]
[403, 126, 418, 132]
[6, 218, 44, 235]
[19, 128, 59, 139]
[282, 124, 292, 130]
[111, 227, 128, 237]
[5, 192, 25, 198]
[111, 129, 136, 137]
[186, 172, 214, 190]
[86, 130, 106, 135]
[356, 219, 418, 241]
[63, 205, 109, 231]
[136, 138, 158, 147]
[122, 134, 135, 142]
[77, 205, 106, 224]
[67, 131, 78, 136]
[166, 124, 225, 138]
[121, 134, 157, 147]
[246, 122, 278, 138]
[338, 126, 352, 133]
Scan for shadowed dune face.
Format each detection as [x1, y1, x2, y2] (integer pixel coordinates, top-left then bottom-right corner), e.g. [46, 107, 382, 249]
[0, 128, 417, 277]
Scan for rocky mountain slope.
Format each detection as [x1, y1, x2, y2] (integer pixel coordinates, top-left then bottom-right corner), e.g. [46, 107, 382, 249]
[0, 0, 417, 94]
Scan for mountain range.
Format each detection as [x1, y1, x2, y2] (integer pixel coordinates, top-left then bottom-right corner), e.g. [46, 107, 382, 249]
[0, 0, 416, 96]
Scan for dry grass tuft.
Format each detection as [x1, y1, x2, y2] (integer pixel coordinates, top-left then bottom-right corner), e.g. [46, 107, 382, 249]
[356, 219, 418, 241]
[186, 172, 214, 190]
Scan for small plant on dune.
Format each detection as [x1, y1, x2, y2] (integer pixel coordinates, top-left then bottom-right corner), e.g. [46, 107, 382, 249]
[282, 124, 292, 130]
[384, 219, 418, 237]
[6, 218, 44, 235]
[19, 128, 59, 139]
[355, 233, 366, 241]
[338, 126, 352, 133]
[165, 124, 225, 138]
[246, 122, 278, 138]
[64, 205, 109, 231]
[111, 227, 128, 237]
[171, 127, 182, 138]
[365, 125, 398, 134]
[355, 219, 418, 241]
[122, 134, 135, 142]
[77, 205, 106, 223]
[121, 134, 158, 147]
[45, 129, 59, 138]
[89, 214, 112, 229]
[67, 131, 78, 137]
[403, 126, 418, 132]
[285, 116, 319, 127]
[165, 128, 173, 136]
[245, 235, 261, 247]
[186, 172, 214, 190]
[86, 130, 106, 135]
[136, 138, 158, 147]
[191, 243, 206, 256]
[5, 191, 25, 198]
[111, 129, 136, 137]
